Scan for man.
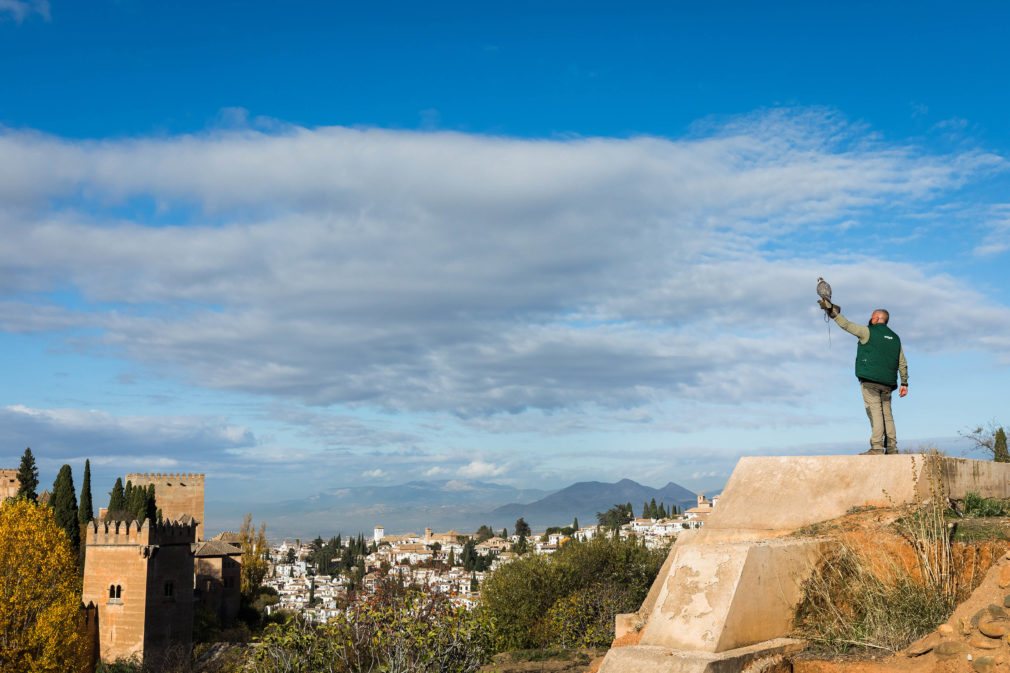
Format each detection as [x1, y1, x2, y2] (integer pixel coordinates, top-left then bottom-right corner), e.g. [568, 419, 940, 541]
[819, 300, 908, 454]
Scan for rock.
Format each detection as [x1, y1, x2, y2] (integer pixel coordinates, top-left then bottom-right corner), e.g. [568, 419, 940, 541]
[990, 604, 1009, 620]
[980, 620, 1009, 638]
[939, 624, 955, 635]
[1004, 594, 1010, 609]
[936, 640, 966, 659]
[1000, 564, 1010, 588]
[970, 636, 1000, 650]
[975, 656, 997, 673]
[975, 608, 994, 627]
[906, 631, 943, 656]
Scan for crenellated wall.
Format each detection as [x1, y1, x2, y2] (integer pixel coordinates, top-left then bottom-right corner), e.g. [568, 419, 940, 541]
[125, 473, 205, 541]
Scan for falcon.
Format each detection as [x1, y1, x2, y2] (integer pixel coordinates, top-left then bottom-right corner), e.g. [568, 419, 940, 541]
[816, 277, 832, 303]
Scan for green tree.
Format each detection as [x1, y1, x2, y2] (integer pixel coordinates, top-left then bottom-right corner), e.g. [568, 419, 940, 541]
[475, 524, 495, 542]
[596, 503, 633, 532]
[50, 465, 79, 552]
[78, 459, 93, 524]
[108, 477, 125, 513]
[995, 428, 1009, 463]
[500, 527, 508, 539]
[572, 517, 579, 531]
[514, 517, 531, 538]
[15, 447, 39, 502]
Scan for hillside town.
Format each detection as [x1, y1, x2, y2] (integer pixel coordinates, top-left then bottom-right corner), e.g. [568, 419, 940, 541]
[262, 494, 717, 621]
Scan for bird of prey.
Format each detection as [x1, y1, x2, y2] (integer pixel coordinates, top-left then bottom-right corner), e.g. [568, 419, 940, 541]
[816, 277, 832, 303]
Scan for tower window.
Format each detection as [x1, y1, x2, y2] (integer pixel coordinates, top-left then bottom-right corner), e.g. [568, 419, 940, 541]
[164, 581, 174, 598]
[116, 585, 122, 599]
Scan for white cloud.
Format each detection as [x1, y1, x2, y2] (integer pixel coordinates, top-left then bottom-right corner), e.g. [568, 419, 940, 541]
[362, 468, 385, 479]
[0, 108, 1006, 420]
[0, 405, 255, 460]
[457, 460, 506, 479]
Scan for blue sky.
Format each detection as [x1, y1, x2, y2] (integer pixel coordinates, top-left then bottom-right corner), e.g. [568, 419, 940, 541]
[3, 1, 1010, 532]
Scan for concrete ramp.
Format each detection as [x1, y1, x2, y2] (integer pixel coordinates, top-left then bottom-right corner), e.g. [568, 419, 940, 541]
[599, 455, 1010, 673]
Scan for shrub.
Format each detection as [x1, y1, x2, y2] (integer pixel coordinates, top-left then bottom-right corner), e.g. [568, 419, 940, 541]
[250, 590, 491, 673]
[963, 491, 1007, 518]
[479, 535, 667, 651]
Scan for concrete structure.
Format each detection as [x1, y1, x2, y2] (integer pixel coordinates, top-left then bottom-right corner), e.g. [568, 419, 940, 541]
[373, 525, 384, 544]
[82, 518, 198, 665]
[0, 469, 18, 499]
[194, 539, 242, 627]
[126, 473, 205, 541]
[600, 454, 1010, 673]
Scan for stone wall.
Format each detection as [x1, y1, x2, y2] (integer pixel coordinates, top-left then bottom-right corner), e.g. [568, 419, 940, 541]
[0, 468, 19, 499]
[126, 473, 205, 541]
[82, 519, 198, 665]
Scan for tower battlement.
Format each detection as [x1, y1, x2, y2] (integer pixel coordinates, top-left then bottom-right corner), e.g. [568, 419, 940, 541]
[86, 518, 198, 546]
[126, 472, 205, 483]
[124, 472, 206, 541]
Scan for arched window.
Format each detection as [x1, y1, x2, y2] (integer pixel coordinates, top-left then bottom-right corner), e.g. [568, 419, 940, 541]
[109, 585, 115, 599]
[115, 585, 122, 599]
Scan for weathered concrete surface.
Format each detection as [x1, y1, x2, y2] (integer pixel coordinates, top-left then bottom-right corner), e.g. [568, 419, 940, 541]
[599, 455, 1010, 673]
[599, 639, 804, 673]
[639, 538, 825, 652]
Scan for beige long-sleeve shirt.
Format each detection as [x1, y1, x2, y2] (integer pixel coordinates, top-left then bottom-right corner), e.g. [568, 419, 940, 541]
[833, 312, 908, 386]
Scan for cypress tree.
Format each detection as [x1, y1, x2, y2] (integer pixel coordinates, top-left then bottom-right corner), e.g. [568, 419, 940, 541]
[501, 527, 508, 539]
[650, 498, 658, 518]
[15, 447, 39, 502]
[659, 501, 667, 518]
[572, 517, 579, 530]
[995, 428, 1010, 463]
[78, 459, 94, 524]
[51, 465, 80, 549]
[144, 484, 157, 522]
[643, 502, 650, 519]
[108, 477, 125, 513]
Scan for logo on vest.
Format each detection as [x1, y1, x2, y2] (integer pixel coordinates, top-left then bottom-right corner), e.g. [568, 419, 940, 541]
[884, 335, 893, 339]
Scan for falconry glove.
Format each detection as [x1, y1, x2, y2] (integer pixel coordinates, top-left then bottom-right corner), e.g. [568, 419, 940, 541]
[818, 298, 840, 319]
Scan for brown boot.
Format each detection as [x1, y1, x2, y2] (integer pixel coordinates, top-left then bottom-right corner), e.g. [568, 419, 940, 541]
[860, 448, 884, 455]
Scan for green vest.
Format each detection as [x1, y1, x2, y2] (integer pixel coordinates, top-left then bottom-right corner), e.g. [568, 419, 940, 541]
[855, 323, 901, 388]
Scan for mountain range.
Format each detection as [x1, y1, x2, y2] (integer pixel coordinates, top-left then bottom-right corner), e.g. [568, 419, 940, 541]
[206, 477, 704, 540]
[491, 478, 698, 529]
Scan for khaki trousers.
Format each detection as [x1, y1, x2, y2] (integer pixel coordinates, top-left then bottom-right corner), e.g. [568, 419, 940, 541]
[861, 381, 896, 453]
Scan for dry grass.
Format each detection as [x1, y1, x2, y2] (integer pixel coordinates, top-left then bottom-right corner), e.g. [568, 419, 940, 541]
[793, 449, 1008, 655]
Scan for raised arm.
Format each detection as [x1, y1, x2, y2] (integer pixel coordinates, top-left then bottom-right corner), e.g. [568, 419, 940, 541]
[832, 312, 870, 344]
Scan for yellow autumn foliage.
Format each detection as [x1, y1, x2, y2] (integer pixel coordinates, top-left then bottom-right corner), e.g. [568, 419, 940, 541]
[0, 498, 86, 673]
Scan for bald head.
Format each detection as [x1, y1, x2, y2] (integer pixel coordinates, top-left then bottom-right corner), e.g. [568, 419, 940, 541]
[870, 309, 890, 325]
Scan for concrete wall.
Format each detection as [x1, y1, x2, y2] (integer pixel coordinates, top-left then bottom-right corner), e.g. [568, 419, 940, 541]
[127, 473, 205, 541]
[600, 454, 1010, 673]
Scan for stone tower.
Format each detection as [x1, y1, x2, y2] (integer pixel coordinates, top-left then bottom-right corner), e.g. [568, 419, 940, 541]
[82, 518, 198, 664]
[0, 469, 18, 499]
[126, 473, 205, 541]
